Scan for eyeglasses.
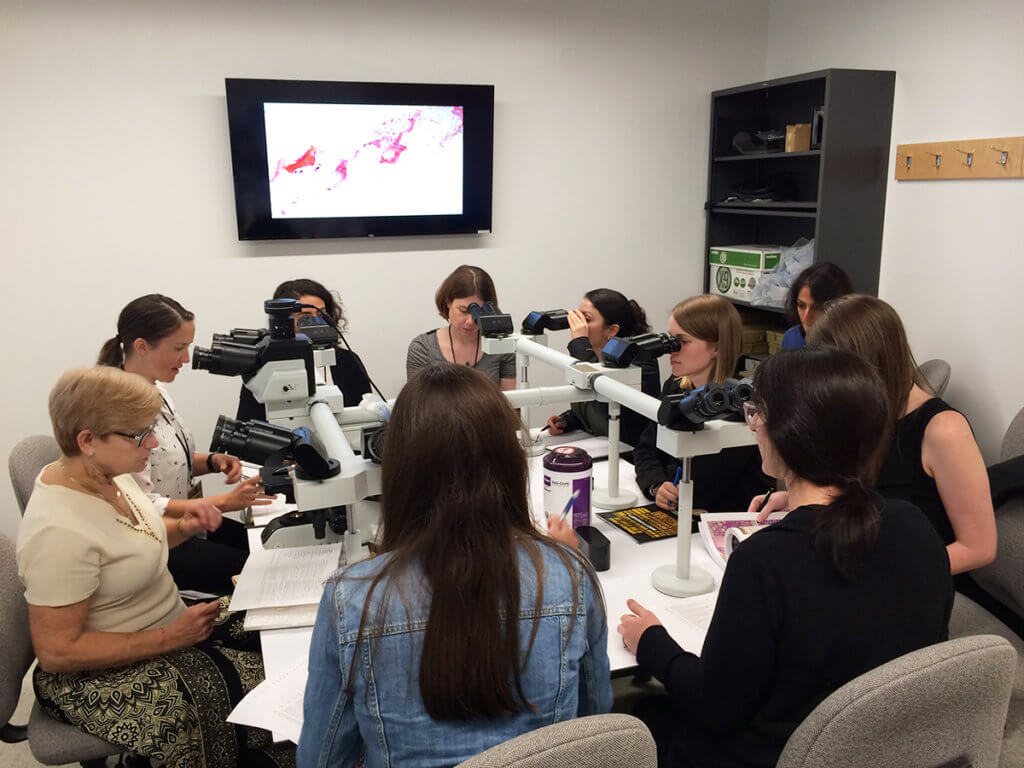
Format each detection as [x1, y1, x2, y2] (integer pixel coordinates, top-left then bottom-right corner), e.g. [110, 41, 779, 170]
[112, 425, 157, 447]
[742, 401, 763, 427]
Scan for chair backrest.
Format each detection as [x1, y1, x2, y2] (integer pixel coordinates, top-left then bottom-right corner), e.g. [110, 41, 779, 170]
[455, 713, 657, 768]
[8, 435, 60, 515]
[919, 358, 952, 398]
[0, 532, 37, 731]
[776, 635, 1016, 768]
[1002, 406, 1024, 463]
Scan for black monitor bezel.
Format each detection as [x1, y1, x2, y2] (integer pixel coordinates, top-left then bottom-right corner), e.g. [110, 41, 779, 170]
[225, 78, 494, 240]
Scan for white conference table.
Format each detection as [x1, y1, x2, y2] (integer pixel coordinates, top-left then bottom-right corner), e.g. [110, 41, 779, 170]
[243, 449, 724, 675]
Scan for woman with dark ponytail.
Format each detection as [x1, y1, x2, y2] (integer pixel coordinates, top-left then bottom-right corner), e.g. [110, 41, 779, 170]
[545, 288, 660, 446]
[100, 295, 272, 594]
[618, 348, 952, 768]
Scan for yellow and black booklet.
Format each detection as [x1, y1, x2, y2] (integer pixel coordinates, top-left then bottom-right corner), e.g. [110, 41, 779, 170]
[597, 504, 680, 543]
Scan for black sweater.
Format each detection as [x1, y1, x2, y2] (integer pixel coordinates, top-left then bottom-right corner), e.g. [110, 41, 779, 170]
[235, 347, 372, 422]
[558, 336, 661, 448]
[633, 377, 771, 511]
[636, 498, 953, 768]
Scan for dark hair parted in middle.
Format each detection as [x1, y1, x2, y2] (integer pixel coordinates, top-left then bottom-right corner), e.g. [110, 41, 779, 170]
[349, 364, 599, 720]
[273, 278, 348, 331]
[434, 264, 499, 319]
[583, 288, 650, 338]
[752, 347, 892, 580]
[786, 261, 854, 328]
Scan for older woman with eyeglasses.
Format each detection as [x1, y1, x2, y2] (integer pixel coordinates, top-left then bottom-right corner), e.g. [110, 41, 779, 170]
[18, 366, 295, 768]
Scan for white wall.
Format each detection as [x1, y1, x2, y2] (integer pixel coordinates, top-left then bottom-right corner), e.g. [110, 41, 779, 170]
[765, 0, 1024, 461]
[0, 0, 770, 539]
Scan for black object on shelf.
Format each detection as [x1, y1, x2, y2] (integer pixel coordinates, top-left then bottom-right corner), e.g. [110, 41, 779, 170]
[704, 68, 896, 310]
[811, 105, 825, 149]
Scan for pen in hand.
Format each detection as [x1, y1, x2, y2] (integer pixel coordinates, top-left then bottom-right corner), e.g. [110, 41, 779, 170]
[756, 487, 775, 515]
[560, 490, 581, 520]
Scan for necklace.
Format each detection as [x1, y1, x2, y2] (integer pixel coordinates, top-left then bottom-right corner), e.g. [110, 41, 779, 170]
[447, 325, 480, 367]
[116, 490, 162, 545]
[59, 461, 161, 544]
[60, 459, 116, 498]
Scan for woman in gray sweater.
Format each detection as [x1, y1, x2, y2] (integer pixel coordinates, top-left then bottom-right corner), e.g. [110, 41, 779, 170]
[406, 264, 515, 389]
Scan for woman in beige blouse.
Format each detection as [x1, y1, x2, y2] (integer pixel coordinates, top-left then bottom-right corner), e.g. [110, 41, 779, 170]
[18, 366, 293, 768]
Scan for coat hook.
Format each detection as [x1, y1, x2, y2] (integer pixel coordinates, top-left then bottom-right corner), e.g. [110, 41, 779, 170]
[954, 147, 974, 167]
[990, 146, 1009, 166]
[926, 152, 942, 168]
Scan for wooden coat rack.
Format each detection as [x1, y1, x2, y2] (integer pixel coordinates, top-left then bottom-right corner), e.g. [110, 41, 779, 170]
[895, 136, 1024, 180]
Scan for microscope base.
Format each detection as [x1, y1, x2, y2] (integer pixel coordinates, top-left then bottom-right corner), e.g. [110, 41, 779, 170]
[344, 531, 369, 564]
[523, 438, 546, 457]
[592, 487, 637, 510]
[651, 563, 715, 597]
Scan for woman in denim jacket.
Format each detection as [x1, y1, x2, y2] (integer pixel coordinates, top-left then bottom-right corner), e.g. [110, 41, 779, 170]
[298, 363, 612, 768]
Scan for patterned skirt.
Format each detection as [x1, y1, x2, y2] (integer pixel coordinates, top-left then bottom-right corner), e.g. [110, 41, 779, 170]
[33, 607, 295, 768]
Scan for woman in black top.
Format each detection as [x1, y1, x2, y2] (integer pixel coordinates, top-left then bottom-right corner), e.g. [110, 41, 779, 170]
[544, 288, 660, 447]
[754, 296, 997, 576]
[633, 294, 770, 512]
[621, 348, 953, 768]
[236, 279, 372, 422]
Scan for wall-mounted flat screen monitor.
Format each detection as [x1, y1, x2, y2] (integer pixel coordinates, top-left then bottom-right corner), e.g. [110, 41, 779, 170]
[225, 78, 494, 240]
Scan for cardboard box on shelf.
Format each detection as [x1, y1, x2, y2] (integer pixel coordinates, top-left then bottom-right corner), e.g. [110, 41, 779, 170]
[785, 123, 811, 152]
[709, 245, 782, 302]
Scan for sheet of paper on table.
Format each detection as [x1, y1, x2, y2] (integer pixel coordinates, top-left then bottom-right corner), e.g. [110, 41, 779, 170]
[229, 544, 342, 612]
[259, 626, 314, 742]
[228, 659, 307, 744]
[666, 590, 718, 630]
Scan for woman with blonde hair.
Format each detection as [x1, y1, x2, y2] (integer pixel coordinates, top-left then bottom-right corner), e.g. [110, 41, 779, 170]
[753, 294, 996, 576]
[18, 367, 293, 767]
[633, 294, 771, 512]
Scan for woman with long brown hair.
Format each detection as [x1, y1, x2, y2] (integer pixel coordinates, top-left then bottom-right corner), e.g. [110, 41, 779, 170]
[297, 364, 611, 767]
[753, 295, 996, 577]
[99, 294, 271, 594]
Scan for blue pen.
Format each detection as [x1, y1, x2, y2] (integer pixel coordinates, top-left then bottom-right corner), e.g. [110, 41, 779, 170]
[673, 466, 683, 486]
[560, 490, 581, 520]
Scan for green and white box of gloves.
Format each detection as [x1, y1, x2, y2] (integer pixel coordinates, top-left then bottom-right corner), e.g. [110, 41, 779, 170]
[709, 245, 782, 301]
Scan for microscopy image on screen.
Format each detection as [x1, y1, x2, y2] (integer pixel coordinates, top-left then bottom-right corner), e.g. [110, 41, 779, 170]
[264, 103, 464, 219]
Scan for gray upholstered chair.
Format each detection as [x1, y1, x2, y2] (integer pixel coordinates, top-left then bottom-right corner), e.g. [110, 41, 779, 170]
[0, 532, 123, 765]
[776, 635, 1016, 768]
[8, 435, 60, 515]
[455, 713, 656, 768]
[949, 405, 1024, 758]
[919, 358, 952, 398]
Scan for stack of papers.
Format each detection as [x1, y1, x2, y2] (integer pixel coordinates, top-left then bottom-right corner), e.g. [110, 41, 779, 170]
[228, 545, 337, 743]
[229, 544, 342, 613]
